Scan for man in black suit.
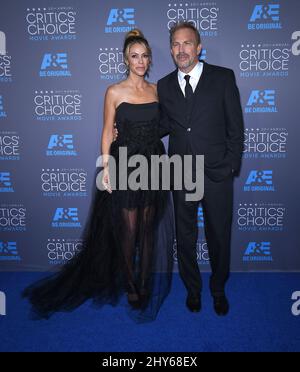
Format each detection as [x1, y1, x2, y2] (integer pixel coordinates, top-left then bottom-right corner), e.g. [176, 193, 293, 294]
[157, 21, 244, 315]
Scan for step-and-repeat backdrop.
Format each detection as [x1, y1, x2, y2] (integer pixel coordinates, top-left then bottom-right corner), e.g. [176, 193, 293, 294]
[0, 0, 299, 271]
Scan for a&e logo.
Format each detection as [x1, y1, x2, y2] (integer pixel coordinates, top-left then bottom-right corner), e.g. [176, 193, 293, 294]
[40, 53, 71, 77]
[198, 207, 204, 227]
[248, 4, 282, 30]
[244, 170, 274, 192]
[243, 242, 272, 262]
[105, 8, 135, 33]
[199, 49, 207, 61]
[52, 207, 81, 228]
[0, 241, 20, 261]
[245, 90, 277, 113]
[0, 95, 7, 118]
[0, 172, 14, 192]
[47, 134, 77, 156]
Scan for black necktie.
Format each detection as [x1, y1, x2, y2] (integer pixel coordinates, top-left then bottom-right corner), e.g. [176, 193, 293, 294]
[184, 75, 193, 100]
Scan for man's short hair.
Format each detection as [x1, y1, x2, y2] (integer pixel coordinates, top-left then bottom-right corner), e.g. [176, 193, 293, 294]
[169, 21, 201, 46]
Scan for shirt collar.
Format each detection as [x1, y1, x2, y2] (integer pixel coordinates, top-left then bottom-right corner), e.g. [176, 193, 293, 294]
[178, 61, 203, 83]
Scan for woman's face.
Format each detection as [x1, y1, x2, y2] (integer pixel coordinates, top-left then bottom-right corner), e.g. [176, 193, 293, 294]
[126, 42, 151, 77]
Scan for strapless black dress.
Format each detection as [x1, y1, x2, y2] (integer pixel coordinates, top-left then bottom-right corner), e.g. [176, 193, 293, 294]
[23, 102, 175, 323]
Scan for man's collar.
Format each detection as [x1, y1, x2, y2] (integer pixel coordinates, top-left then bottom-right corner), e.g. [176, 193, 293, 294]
[178, 61, 203, 81]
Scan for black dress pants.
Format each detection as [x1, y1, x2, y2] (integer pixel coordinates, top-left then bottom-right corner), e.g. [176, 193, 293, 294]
[172, 173, 233, 297]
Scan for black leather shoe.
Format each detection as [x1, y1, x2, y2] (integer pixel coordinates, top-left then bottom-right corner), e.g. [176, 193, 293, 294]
[186, 294, 201, 313]
[213, 295, 229, 316]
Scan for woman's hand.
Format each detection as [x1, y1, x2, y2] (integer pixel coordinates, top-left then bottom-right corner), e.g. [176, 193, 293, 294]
[102, 166, 112, 193]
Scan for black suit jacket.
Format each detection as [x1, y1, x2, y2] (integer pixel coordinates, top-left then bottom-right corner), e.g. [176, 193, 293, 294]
[157, 62, 244, 182]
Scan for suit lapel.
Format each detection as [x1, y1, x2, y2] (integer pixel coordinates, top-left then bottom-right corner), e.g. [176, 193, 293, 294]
[188, 62, 212, 123]
[168, 70, 188, 127]
[166, 63, 213, 127]
[170, 69, 185, 101]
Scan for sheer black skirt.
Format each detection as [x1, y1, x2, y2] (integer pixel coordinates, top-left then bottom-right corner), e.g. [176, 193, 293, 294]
[23, 139, 175, 323]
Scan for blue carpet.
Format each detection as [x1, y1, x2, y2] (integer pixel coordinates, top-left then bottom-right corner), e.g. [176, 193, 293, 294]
[0, 272, 299, 352]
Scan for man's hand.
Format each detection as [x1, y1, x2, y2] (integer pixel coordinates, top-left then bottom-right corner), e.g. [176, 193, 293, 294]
[113, 123, 118, 142]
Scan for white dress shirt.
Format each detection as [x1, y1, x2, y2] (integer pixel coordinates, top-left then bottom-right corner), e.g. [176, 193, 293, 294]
[178, 61, 203, 97]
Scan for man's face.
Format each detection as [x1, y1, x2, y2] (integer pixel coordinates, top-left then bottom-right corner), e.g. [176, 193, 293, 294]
[170, 28, 201, 73]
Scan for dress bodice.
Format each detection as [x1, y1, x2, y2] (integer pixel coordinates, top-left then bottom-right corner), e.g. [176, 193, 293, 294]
[115, 102, 160, 146]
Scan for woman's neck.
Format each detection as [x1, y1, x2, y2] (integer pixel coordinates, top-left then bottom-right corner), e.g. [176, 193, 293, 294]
[127, 74, 147, 90]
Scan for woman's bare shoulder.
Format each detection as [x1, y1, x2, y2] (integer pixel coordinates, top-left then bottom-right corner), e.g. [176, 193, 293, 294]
[105, 81, 128, 105]
[105, 81, 127, 95]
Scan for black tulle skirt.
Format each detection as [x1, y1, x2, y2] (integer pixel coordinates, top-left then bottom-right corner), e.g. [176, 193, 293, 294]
[23, 138, 175, 323]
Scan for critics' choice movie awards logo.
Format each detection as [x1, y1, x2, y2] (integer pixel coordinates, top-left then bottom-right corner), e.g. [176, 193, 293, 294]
[245, 90, 277, 113]
[34, 90, 82, 121]
[248, 3, 281, 30]
[167, 2, 219, 37]
[243, 242, 273, 262]
[0, 95, 7, 117]
[0, 172, 14, 193]
[239, 43, 290, 78]
[98, 48, 126, 81]
[26, 7, 77, 41]
[0, 132, 20, 161]
[243, 170, 275, 192]
[105, 8, 135, 33]
[0, 31, 12, 83]
[46, 135, 77, 156]
[237, 203, 285, 232]
[39, 53, 71, 77]
[244, 128, 288, 159]
[0, 241, 21, 261]
[196, 239, 209, 265]
[41, 169, 87, 197]
[47, 238, 82, 265]
[0, 204, 26, 232]
[173, 238, 209, 265]
[51, 207, 81, 228]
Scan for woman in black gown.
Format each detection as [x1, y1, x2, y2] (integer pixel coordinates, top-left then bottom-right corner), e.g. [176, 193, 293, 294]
[23, 29, 174, 323]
